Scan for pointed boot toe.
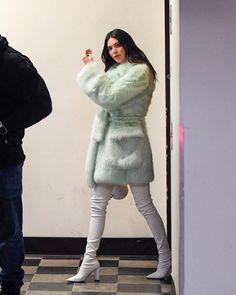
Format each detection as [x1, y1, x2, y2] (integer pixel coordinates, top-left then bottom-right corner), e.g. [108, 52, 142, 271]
[67, 259, 100, 283]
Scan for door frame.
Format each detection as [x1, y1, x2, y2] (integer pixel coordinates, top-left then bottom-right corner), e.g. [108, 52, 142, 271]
[165, 0, 172, 247]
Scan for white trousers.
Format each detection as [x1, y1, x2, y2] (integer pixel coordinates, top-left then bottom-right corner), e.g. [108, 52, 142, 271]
[85, 183, 170, 257]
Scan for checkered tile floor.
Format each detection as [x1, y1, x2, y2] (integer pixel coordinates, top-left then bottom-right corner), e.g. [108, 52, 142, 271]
[18, 255, 176, 294]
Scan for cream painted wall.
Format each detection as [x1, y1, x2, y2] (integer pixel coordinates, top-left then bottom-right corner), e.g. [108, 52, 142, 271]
[0, 0, 166, 238]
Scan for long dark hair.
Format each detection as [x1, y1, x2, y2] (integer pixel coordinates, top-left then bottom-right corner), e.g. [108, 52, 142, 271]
[101, 28, 157, 82]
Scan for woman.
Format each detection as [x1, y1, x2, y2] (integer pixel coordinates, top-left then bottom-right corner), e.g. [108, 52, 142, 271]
[67, 28, 171, 283]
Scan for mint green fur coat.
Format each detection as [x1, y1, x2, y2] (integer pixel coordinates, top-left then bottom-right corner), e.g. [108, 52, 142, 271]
[77, 61, 155, 187]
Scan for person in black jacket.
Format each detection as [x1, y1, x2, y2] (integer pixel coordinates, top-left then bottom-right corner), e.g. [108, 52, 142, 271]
[0, 35, 52, 295]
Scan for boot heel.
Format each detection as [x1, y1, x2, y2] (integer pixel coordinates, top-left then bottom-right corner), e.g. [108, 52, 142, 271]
[94, 268, 100, 281]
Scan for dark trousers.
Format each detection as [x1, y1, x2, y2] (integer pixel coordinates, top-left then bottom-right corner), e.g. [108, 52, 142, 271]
[0, 163, 24, 287]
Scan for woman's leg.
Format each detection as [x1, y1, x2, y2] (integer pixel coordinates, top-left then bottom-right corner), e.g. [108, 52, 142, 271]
[67, 183, 113, 282]
[130, 184, 171, 279]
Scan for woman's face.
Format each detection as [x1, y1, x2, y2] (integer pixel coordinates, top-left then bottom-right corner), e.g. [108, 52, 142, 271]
[107, 37, 126, 63]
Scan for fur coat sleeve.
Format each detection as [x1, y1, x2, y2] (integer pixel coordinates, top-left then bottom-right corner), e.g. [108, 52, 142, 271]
[77, 61, 150, 110]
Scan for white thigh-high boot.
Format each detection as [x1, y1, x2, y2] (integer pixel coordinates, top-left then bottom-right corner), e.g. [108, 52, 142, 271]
[67, 184, 113, 283]
[130, 184, 171, 280]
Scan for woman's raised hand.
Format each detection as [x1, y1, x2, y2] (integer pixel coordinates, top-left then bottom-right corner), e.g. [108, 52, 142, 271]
[82, 48, 93, 64]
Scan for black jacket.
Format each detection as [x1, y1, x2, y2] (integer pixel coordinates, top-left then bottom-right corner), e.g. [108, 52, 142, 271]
[0, 35, 52, 169]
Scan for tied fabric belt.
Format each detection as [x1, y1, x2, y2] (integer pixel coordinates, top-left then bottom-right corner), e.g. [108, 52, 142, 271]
[91, 109, 146, 143]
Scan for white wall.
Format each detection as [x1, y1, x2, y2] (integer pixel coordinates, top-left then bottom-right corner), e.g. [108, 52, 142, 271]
[0, 0, 167, 238]
[180, 0, 236, 294]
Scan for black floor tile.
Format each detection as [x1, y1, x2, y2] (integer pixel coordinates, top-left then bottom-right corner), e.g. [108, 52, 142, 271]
[36, 266, 78, 274]
[99, 260, 119, 267]
[23, 258, 41, 266]
[118, 267, 156, 275]
[99, 275, 118, 283]
[119, 255, 157, 260]
[118, 283, 161, 293]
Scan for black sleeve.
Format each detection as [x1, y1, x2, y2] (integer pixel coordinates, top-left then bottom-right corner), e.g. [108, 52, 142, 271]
[4, 63, 52, 131]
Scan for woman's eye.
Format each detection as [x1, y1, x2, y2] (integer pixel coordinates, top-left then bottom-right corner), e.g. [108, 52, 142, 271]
[108, 44, 121, 51]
